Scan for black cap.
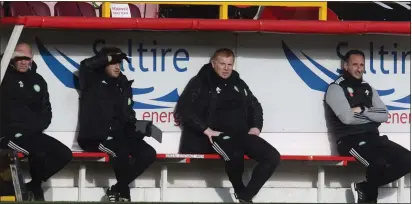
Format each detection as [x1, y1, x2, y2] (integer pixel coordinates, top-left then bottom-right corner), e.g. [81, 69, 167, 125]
[98, 46, 130, 64]
[99, 47, 123, 56]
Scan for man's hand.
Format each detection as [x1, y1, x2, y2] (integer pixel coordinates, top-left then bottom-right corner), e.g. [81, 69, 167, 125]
[108, 52, 130, 63]
[248, 127, 260, 136]
[352, 107, 362, 113]
[203, 128, 222, 143]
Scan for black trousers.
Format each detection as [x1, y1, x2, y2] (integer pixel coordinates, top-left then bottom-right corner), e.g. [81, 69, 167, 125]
[212, 133, 280, 200]
[337, 132, 411, 198]
[84, 136, 156, 194]
[0, 133, 72, 183]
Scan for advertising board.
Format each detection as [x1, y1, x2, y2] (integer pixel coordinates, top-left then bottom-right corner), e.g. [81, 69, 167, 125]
[3, 29, 409, 153]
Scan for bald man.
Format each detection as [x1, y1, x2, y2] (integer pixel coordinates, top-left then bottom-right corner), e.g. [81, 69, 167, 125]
[0, 42, 72, 201]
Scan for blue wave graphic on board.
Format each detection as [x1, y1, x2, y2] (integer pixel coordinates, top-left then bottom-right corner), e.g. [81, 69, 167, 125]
[281, 40, 409, 111]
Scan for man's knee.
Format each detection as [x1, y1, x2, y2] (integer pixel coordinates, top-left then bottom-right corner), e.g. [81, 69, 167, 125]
[395, 153, 411, 175]
[140, 145, 157, 164]
[401, 151, 411, 167]
[148, 146, 157, 162]
[60, 146, 73, 164]
[266, 148, 281, 168]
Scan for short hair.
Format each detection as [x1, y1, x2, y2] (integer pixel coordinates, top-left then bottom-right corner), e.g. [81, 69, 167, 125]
[211, 48, 235, 61]
[344, 50, 365, 63]
[15, 41, 33, 53]
[16, 41, 32, 48]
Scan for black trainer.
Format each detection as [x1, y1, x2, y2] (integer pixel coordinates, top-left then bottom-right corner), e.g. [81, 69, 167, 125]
[105, 185, 119, 202]
[26, 182, 45, 201]
[118, 195, 131, 202]
[118, 189, 131, 202]
[114, 183, 131, 202]
[235, 192, 253, 203]
[239, 198, 254, 203]
[351, 182, 377, 203]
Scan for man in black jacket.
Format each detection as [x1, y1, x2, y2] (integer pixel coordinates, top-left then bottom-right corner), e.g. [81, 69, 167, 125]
[0, 42, 72, 201]
[174, 48, 280, 203]
[77, 47, 156, 202]
[324, 50, 410, 203]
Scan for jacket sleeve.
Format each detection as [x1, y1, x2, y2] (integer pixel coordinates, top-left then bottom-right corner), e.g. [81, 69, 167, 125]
[242, 80, 263, 131]
[79, 54, 108, 90]
[174, 77, 208, 133]
[126, 80, 137, 125]
[362, 87, 389, 123]
[35, 77, 52, 131]
[123, 78, 147, 139]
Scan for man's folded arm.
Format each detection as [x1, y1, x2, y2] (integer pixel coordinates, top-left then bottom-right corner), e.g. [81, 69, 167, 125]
[325, 84, 372, 125]
[362, 87, 389, 123]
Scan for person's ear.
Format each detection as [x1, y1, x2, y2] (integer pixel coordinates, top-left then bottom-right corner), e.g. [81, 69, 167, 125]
[343, 62, 349, 71]
[211, 59, 216, 69]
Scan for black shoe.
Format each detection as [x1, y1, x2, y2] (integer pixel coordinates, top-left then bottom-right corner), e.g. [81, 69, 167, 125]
[239, 198, 253, 203]
[115, 183, 131, 202]
[26, 182, 44, 201]
[235, 192, 253, 203]
[351, 182, 377, 203]
[105, 185, 119, 202]
[118, 195, 131, 202]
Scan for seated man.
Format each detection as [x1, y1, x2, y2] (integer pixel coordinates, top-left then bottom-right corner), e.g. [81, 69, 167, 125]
[174, 48, 281, 203]
[77, 47, 156, 202]
[0, 42, 72, 201]
[324, 50, 411, 203]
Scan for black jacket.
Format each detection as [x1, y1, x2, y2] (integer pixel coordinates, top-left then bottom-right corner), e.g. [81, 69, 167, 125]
[174, 63, 263, 153]
[77, 54, 139, 148]
[324, 71, 383, 141]
[0, 55, 52, 139]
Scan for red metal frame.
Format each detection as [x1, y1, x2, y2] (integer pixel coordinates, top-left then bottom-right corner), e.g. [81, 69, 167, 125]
[0, 16, 410, 34]
[18, 152, 356, 166]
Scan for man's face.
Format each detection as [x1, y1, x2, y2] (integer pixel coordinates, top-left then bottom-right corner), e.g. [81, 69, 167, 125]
[212, 55, 234, 79]
[344, 54, 365, 79]
[105, 63, 121, 78]
[13, 44, 33, 73]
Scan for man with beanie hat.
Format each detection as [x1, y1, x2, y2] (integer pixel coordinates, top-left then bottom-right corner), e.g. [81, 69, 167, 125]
[324, 50, 410, 203]
[174, 48, 280, 203]
[0, 42, 72, 201]
[77, 47, 156, 202]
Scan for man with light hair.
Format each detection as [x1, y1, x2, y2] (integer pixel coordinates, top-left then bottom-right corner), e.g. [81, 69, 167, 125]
[0, 42, 72, 201]
[175, 48, 280, 203]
